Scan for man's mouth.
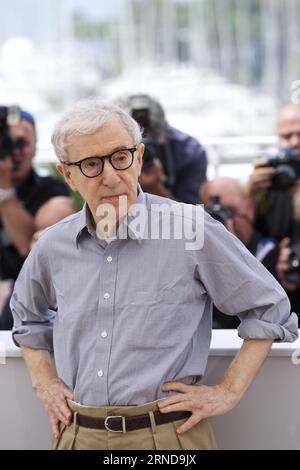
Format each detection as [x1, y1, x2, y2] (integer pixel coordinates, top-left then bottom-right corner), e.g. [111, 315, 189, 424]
[101, 194, 126, 203]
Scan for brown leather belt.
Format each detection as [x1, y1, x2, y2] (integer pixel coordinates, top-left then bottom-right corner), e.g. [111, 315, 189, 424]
[76, 410, 191, 433]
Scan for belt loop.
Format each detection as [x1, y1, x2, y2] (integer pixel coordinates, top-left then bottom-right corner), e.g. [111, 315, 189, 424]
[149, 410, 161, 450]
[149, 411, 157, 434]
[68, 411, 78, 450]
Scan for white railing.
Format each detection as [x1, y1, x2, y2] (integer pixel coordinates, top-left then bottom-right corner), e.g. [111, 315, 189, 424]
[199, 135, 277, 180]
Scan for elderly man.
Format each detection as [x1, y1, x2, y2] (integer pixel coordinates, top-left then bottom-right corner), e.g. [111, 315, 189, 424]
[0, 109, 71, 329]
[11, 100, 298, 450]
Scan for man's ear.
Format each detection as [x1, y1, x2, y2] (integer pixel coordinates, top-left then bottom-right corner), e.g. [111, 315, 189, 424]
[56, 163, 78, 192]
[136, 143, 144, 176]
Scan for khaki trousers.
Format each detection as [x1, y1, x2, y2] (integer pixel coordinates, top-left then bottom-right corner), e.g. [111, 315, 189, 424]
[52, 400, 217, 450]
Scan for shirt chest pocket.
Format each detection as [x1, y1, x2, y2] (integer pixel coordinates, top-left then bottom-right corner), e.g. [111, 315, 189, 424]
[134, 287, 180, 307]
[121, 288, 180, 350]
[120, 282, 205, 350]
[128, 278, 206, 311]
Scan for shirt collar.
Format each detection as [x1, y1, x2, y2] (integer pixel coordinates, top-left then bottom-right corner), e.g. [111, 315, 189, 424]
[124, 186, 147, 243]
[74, 203, 93, 246]
[75, 185, 148, 246]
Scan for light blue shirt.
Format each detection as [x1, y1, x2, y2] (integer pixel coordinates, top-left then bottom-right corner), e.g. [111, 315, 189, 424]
[11, 190, 298, 406]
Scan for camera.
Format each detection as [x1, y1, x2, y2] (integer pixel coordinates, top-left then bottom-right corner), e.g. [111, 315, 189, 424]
[284, 242, 300, 286]
[0, 105, 24, 160]
[205, 195, 234, 225]
[131, 106, 151, 136]
[266, 147, 300, 189]
[126, 94, 175, 187]
[141, 136, 166, 173]
[128, 95, 152, 136]
[128, 96, 161, 173]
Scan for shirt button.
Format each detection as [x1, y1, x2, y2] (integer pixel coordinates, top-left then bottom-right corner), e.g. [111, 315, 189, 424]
[104, 292, 110, 300]
[101, 330, 108, 338]
[107, 256, 112, 262]
[97, 370, 104, 377]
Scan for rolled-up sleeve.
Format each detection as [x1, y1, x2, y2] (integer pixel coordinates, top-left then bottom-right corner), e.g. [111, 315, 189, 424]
[195, 213, 299, 342]
[10, 239, 56, 351]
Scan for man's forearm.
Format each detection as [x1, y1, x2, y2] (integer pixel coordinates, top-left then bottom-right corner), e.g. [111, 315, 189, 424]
[0, 196, 35, 257]
[21, 345, 57, 391]
[158, 338, 274, 434]
[218, 338, 273, 400]
[21, 345, 73, 437]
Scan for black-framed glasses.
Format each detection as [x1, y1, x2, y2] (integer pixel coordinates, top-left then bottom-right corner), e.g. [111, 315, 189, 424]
[62, 146, 137, 178]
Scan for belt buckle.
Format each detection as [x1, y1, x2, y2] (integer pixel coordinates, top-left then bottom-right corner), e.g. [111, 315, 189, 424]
[104, 415, 126, 433]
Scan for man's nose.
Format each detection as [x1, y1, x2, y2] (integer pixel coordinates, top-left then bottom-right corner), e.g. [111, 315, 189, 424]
[101, 160, 120, 185]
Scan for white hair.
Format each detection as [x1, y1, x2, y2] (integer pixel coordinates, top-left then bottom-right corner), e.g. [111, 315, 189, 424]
[51, 98, 143, 161]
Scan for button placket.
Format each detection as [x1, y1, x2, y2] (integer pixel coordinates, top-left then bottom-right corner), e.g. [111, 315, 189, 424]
[95, 246, 117, 403]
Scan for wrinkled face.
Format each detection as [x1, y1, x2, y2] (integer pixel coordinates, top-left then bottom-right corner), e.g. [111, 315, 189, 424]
[57, 120, 144, 227]
[278, 109, 300, 150]
[9, 119, 36, 185]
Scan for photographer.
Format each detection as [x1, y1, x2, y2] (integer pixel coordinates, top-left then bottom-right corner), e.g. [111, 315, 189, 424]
[117, 93, 207, 204]
[0, 107, 71, 329]
[247, 103, 300, 318]
[247, 103, 300, 239]
[201, 176, 278, 328]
